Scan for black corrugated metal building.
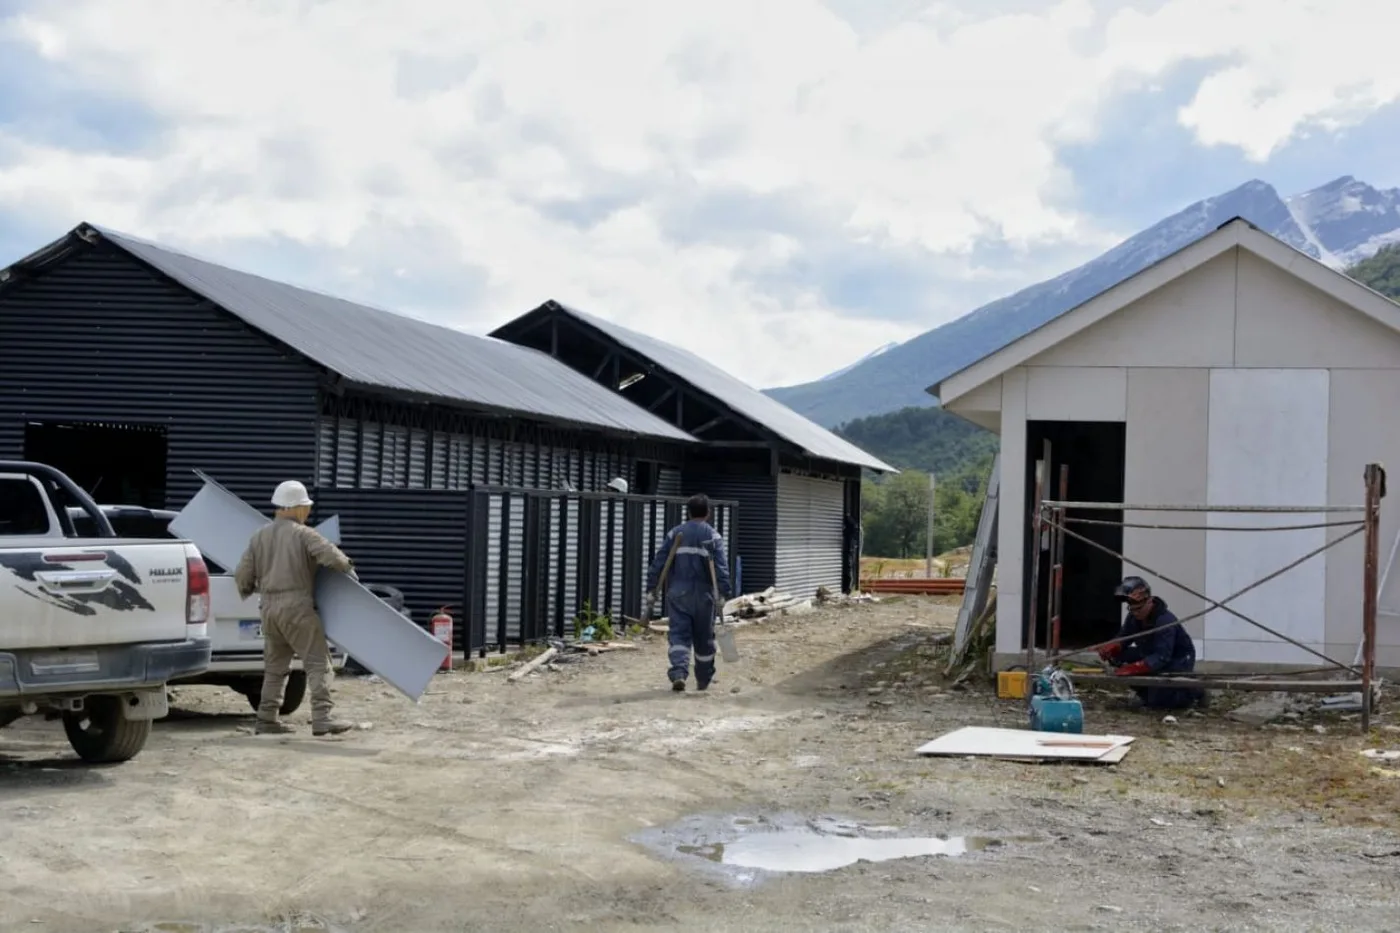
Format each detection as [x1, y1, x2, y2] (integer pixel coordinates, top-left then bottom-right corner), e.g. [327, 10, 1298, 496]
[0, 223, 735, 650]
[491, 301, 897, 598]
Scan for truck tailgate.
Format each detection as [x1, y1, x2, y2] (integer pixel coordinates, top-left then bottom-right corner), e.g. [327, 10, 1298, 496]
[0, 539, 192, 650]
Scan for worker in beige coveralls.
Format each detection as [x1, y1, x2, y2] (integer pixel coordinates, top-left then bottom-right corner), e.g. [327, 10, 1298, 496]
[234, 480, 355, 737]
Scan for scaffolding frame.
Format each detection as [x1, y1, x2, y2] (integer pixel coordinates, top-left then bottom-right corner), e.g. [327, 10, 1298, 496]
[1023, 462, 1386, 733]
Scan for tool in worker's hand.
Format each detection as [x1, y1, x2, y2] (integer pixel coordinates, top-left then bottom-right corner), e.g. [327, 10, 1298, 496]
[708, 556, 740, 663]
[644, 534, 683, 625]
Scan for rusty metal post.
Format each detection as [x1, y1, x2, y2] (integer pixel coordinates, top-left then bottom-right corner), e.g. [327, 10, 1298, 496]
[1050, 464, 1069, 655]
[1362, 463, 1385, 733]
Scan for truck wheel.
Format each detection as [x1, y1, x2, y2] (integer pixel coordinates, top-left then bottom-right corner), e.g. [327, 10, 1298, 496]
[240, 671, 307, 716]
[62, 696, 151, 764]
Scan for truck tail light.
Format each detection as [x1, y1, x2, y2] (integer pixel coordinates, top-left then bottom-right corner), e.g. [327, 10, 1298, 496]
[186, 553, 211, 636]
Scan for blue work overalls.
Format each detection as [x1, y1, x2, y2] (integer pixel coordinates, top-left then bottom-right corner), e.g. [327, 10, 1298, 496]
[646, 519, 732, 687]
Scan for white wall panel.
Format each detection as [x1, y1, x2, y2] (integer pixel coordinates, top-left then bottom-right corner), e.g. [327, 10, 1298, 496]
[1204, 369, 1329, 658]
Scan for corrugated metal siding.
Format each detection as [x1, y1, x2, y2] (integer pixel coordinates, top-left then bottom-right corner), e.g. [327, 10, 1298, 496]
[774, 472, 845, 599]
[311, 488, 471, 646]
[0, 243, 319, 510]
[682, 468, 774, 593]
[657, 467, 682, 497]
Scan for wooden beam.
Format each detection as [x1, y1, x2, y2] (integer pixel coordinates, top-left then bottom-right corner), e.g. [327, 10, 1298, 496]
[646, 386, 677, 412]
[690, 415, 728, 436]
[592, 351, 616, 380]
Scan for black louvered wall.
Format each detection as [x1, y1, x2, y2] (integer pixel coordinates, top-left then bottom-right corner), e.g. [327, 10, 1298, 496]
[311, 488, 471, 645]
[684, 456, 776, 593]
[0, 242, 319, 510]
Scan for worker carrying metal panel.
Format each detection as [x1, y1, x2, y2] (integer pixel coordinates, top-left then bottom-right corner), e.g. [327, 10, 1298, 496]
[234, 480, 356, 737]
[646, 493, 732, 693]
[1097, 575, 1205, 710]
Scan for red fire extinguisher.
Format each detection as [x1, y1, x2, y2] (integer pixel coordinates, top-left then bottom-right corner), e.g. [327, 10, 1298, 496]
[430, 606, 454, 672]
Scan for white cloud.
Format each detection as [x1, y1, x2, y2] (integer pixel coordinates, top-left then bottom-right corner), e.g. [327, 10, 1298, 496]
[1, 0, 1399, 388]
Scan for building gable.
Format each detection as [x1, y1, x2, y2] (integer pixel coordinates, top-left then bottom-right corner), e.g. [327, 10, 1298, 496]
[934, 219, 1400, 405]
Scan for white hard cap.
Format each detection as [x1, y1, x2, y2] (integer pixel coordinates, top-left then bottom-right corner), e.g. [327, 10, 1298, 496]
[606, 477, 629, 494]
[271, 480, 314, 509]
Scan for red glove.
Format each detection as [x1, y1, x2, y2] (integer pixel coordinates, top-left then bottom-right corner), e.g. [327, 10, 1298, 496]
[1115, 660, 1151, 677]
[1097, 642, 1123, 662]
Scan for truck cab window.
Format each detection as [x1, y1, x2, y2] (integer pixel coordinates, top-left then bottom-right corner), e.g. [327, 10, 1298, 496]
[0, 477, 52, 535]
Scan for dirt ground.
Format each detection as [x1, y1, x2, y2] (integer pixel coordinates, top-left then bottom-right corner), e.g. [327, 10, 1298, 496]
[3, 595, 1400, 933]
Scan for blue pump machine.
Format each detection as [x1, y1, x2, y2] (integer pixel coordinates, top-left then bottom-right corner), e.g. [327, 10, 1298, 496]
[1028, 668, 1084, 734]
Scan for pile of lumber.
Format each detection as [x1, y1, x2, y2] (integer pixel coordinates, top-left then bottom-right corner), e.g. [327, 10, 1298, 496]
[858, 577, 966, 596]
[723, 587, 813, 621]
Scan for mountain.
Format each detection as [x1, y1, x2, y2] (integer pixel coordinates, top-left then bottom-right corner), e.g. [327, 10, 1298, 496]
[818, 341, 898, 382]
[767, 176, 1400, 427]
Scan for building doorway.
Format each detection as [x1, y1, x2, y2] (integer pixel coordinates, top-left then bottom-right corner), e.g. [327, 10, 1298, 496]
[1024, 420, 1126, 651]
[23, 421, 169, 509]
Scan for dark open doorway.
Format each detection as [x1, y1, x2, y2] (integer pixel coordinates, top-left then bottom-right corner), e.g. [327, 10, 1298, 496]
[1024, 420, 1125, 651]
[23, 421, 169, 509]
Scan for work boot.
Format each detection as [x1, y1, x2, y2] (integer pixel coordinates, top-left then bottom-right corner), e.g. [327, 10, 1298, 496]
[671, 678, 686, 692]
[254, 720, 294, 735]
[313, 719, 354, 737]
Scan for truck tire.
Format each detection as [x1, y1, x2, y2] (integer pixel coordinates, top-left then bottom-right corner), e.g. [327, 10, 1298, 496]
[239, 671, 307, 716]
[62, 696, 152, 764]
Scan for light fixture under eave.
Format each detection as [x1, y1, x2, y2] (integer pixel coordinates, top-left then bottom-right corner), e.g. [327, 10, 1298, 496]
[618, 372, 645, 390]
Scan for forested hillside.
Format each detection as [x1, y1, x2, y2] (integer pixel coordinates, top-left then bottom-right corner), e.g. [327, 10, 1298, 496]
[834, 405, 997, 559]
[1347, 243, 1400, 300]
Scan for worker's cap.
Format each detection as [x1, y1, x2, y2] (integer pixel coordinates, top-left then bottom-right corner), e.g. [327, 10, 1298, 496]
[271, 480, 314, 509]
[606, 477, 629, 494]
[1113, 575, 1151, 602]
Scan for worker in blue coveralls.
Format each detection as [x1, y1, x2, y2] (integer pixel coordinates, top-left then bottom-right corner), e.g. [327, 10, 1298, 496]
[646, 493, 732, 693]
[1098, 575, 1205, 710]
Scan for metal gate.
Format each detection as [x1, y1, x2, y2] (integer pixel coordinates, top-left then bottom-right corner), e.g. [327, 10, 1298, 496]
[774, 472, 845, 599]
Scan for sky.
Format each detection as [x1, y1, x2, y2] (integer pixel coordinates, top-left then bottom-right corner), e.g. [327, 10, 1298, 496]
[2, 0, 1400, 390]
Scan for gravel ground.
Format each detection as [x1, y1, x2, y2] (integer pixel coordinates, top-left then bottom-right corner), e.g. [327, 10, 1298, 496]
[2, 594, 1399, 933]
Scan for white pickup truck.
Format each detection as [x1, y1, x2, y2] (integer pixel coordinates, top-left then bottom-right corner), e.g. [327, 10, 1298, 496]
[0, 461, 213, 763]
[66, 503, 349, 715]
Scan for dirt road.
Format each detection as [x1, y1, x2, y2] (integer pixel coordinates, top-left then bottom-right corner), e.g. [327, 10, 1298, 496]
[3, 596, 1399, 933]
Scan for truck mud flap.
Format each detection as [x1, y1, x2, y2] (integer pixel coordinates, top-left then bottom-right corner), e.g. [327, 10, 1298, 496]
[168, 472, 449, 702]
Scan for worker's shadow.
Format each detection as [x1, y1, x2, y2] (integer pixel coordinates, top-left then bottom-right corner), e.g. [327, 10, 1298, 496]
[560, 687, 689, 708]
[0, 749, 116, 792]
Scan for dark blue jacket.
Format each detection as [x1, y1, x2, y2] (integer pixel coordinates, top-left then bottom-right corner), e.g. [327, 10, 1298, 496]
[646, 519, 732, 601]
[1118, 596, 1195, 672]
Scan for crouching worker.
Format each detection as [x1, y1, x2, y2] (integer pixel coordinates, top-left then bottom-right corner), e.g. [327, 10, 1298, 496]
[1098, 575, 1205, 710]
[234, 480, 357, 737]
[646, 494, 732, 693]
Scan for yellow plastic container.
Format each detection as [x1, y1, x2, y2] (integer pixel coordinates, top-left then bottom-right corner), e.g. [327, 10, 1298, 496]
[997, 670, 1028, 699]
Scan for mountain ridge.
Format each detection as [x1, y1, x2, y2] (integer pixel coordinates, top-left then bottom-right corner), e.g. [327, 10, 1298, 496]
[768, 175, 1400, 427]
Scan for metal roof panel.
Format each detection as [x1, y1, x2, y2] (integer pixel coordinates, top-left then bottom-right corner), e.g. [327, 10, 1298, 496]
[88, 227, 694, 442]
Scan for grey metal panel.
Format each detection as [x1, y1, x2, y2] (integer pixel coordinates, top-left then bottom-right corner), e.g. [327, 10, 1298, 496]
[499, 303, 893, 471]
[316, 417, 336, 487]
[506, 492, 525, 640]
[169, 476, 449, 700]
[0, 243, 319, 510]
[485, 494, 502, 632]
[657, 467, 682, 497]
[774, 472, 845, 598]
[335, 420, 359, 488]
[46, 227, 694, 442]
[563, 496, 580, 631]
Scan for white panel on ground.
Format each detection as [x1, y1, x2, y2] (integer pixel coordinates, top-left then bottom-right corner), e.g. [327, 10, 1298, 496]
[1204, 369, 1329, 660]
[169, 473, 449, 701]
[915, 726, 1134, 762]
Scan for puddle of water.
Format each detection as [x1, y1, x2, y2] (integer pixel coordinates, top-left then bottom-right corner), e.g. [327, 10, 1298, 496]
[678, 827, 1022, 873]
[635, 812, 1044, 883]
[130, 921, 346, 933]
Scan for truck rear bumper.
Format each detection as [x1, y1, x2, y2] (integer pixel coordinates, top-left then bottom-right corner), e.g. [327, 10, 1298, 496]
[0, 638, 213, 698]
